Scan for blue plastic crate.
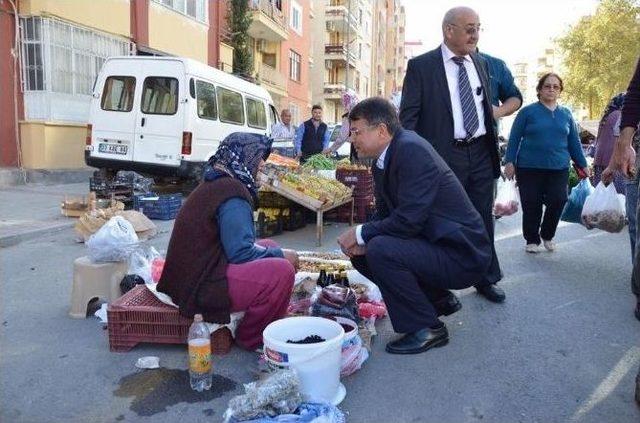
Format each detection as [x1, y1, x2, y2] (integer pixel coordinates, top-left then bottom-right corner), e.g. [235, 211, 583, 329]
[134, 193, 183, 220]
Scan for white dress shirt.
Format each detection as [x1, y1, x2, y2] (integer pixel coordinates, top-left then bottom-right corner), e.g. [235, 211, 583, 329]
[355, 144, 389, 245]
[271, 122, 296, 141]
[441, 44, 487, 140]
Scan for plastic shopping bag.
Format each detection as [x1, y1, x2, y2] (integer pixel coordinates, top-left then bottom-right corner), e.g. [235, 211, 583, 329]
[561, 178, 594, 224]
[128, 246, 162, 284]
[581, 182, 626, 233]
[87, 216, 139, 262]
[493, 179, 519, 217]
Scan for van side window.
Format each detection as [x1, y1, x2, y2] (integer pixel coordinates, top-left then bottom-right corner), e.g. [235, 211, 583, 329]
[196, 80, 217, 120]
[141, 77, 178, 115]
[217, 87, 245, 125]
[246, 98, 267, 129]
[101, 76, 135, 112]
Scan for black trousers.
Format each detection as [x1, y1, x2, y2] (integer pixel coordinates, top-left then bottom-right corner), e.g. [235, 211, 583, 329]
[515, 167, 569, 245]
[351, 235, 483, 333]
[447, 139, 502, 286]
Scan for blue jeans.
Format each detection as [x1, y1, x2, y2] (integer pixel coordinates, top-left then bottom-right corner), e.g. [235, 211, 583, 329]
[627, 180, 639, 259]
[628, 179, 640, 298]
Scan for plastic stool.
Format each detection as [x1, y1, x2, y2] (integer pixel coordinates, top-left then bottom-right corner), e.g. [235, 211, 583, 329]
[70, 256, 128, 318]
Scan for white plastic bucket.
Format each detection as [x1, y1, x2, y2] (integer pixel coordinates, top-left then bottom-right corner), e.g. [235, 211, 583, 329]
[263, 316, 345, 405]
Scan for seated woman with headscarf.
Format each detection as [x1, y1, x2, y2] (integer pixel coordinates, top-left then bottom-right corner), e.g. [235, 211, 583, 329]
[158, 133, 299, 351]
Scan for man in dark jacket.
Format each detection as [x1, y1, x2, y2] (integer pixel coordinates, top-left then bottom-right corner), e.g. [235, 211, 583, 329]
[604, 56, 640, 321]
[399, 7, 505, 303]
[337, 97, 492, 354]
[294, 104, 331, 163]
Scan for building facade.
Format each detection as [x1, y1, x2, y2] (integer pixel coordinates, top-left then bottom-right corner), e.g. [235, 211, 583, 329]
[310, 0, 378, 124]
[247, 0, 312, 126]
[384, 0, 405, 97]
[0, 0, 234, 170]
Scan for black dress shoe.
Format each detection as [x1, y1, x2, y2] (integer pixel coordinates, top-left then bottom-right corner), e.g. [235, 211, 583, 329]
[434, 294, 462, 316]
[385, 325, 449, 354]
[476, 284, 506, 303]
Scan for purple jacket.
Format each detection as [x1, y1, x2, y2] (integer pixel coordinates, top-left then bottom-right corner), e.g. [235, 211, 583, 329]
[594, 110, 621, 166]
[621, 58, 640, 130]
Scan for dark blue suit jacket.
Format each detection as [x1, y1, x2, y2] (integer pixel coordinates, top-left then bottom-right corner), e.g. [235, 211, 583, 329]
[400, 47, 501, 178]
[361, 129, 492, 271]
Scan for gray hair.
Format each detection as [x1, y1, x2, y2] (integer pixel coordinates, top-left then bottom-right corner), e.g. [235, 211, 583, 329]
[442, 6, 478, 31]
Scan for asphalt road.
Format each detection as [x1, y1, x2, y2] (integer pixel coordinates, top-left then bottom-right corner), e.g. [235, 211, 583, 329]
[1, 212, 639, 422]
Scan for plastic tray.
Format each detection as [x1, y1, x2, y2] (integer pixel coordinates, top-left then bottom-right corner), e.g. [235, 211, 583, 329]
[134, 193, 182, 220]
[107, 285, 232, 354]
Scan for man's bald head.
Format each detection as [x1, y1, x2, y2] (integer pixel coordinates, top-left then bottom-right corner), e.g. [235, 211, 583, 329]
[441, 6, 480, 56]
[442, 6, 479, 30]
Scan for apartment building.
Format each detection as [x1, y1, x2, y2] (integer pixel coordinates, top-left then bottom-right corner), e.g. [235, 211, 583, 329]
[310, 0, 376, 124]
[0, 0, 232, 170]
[247, 0, 312, 126]
[385, 0, 405, 96]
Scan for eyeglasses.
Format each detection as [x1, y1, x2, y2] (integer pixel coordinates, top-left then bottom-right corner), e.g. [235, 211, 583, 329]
[448, 23, 483, 35]
[542, 84, 561, 91]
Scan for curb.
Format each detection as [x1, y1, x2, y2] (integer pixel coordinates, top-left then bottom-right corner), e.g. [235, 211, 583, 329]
[0, 221, 76, 248]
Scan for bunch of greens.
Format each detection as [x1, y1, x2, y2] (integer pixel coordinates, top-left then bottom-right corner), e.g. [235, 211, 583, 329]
[302, 154, 335, 170]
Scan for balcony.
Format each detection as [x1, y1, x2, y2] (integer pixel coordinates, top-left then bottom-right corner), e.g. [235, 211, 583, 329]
[324, 44, 357, 67]
[324, 82, 347, 99]
[255, 63, 287, 97]
[325, 5, 359, 34]
[248, 0, 288, 42]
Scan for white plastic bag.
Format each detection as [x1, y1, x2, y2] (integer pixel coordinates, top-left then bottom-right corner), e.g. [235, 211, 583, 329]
[493, 179, 519, 217]
[87, 216, 139, 262]
[128, 246, 161, 284]
[581, 182, 626, 233]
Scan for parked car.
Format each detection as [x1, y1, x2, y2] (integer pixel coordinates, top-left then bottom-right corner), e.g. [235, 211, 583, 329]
[85, 56, 278, 180]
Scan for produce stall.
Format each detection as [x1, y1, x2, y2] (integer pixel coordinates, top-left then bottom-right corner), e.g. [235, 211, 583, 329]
[259, 161, 353, 246]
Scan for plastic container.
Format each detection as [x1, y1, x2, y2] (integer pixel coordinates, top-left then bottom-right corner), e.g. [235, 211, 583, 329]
[134, 193, 182, 220]
[107, 285, 233, 353]
[262, 316, 345, 405]
[188, 314, 212, 392]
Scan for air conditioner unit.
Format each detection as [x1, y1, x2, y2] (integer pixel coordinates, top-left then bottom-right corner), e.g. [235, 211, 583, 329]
[326, 22, 336, 32]
[256, 39, 267, 52]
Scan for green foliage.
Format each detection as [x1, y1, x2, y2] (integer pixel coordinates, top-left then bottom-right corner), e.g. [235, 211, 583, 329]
[227, 0, 254, 78]
[557, 0, 640, 119]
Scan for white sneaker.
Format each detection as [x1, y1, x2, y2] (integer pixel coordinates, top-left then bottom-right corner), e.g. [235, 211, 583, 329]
[525, 244, 540, 253]
[543, 239, 556, 252]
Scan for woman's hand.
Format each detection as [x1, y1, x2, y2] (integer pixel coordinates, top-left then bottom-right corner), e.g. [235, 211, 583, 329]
[282, 249, 299, 271]
[581, 167, 592, 178]
[504, 162, 515, 180]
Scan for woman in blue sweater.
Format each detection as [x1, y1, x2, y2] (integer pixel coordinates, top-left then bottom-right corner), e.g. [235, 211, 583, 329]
[504, 73, 589, 253]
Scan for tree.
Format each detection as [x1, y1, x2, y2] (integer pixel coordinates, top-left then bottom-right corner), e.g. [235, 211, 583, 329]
[227, 0, 253, 78]
[557, 0, 640, 119]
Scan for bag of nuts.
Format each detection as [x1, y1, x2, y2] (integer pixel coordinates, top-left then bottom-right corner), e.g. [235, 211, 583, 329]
[581, 182, 626, 233]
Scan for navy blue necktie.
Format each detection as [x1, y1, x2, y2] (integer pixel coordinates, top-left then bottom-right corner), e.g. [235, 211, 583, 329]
[452, 56, 479, 140]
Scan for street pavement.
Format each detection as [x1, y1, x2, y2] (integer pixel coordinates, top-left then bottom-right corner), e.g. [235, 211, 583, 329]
[1, 183, 639, 422]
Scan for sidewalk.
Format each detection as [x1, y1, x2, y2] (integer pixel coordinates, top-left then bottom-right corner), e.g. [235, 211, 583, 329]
[0, 182, 89, 247]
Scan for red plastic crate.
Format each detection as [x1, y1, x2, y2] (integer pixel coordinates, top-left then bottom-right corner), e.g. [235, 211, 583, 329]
[336, 168, 374, 197]
[107, 285, 232, 354]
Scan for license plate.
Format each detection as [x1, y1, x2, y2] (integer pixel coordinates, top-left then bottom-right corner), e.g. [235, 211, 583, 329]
[98, 143, 128, 155]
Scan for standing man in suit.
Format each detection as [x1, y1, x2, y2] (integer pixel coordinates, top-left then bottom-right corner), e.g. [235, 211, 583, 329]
[337, 97, 492, 354]
[399, 6, 505, 303]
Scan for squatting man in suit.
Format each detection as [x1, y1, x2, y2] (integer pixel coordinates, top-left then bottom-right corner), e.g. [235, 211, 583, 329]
[399, 6, 505, 304]
[337, 97, 492, 354]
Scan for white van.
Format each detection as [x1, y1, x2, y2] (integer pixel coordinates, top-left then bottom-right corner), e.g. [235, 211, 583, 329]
[85, 56, 279, 179]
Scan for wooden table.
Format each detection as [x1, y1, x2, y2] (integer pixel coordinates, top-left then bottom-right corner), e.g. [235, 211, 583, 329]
[261, 181, 353, 246]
